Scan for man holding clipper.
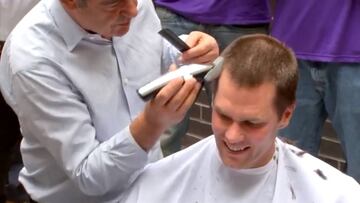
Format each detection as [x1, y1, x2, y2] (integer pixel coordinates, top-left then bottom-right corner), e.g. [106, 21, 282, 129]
[0, 0, 218, 202]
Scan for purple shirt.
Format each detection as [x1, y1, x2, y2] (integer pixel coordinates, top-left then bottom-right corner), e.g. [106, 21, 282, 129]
[154, 0, 270, 25]
[271, 0, 360, 62]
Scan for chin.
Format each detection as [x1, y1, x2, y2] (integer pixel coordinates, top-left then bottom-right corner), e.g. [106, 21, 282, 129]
[116, 29, 129, 36]
[220, 153, 244, 169]
[223, 160, 244, 169]
[113, 26, 130, 36]
[102, 29, 129, 38]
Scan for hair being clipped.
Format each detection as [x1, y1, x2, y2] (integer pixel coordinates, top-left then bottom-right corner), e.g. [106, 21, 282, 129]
[218, 34, 298, 116]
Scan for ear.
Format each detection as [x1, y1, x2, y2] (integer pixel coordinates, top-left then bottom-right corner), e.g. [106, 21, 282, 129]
[60, 0, 78, 10]
[278, 102, 295, 129]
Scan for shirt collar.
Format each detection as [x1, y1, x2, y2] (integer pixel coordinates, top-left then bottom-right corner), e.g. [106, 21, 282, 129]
[47, 0, 91, 51]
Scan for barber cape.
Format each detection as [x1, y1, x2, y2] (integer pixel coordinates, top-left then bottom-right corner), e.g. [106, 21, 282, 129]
[120, 136, 360, 203]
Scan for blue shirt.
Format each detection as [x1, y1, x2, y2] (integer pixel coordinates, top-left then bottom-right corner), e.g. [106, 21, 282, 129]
[0, 0, 178, 202]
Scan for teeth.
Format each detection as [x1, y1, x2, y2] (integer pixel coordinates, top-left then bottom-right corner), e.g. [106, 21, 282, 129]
[225, 142, 248, 152]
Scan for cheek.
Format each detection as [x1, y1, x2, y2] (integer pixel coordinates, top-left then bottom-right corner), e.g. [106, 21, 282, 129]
[106, 15, 119, 26]
[243, 125, 270, 143]
[97, 11, 117, 24]
[91, 16, 109, 29]
[249, 126, 277, 147]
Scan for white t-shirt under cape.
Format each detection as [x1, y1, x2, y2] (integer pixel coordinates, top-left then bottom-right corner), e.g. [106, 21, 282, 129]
[119, 136, 360, 203]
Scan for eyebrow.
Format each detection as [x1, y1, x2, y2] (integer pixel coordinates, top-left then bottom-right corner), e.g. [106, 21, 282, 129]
[246, 119, 264, 124]
[214, 105, 264, 123]
[214, 105, 228, 118]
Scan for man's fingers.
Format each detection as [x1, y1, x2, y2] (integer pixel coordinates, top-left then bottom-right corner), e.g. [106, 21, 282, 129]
[153, 77, 184, 105]
[181, 31, 219, 64]
[165, 78, 198, 111]
[176, 81, 201, 113]
[183, 48, 215, 64]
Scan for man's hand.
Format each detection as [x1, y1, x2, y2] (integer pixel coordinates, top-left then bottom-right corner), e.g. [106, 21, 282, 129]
[180, 31, 219, 64]
[130, 76, 201, 151]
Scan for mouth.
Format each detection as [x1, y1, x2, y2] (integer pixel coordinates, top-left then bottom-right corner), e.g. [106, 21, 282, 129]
[116, 19, 131, 26]
[224, 141, 250, 153]
[114, 22, 130, 27]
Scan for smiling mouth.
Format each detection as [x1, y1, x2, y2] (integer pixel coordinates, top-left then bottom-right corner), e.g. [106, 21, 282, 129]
[225, 142, 250, 152]
[115, 23, 129, 27]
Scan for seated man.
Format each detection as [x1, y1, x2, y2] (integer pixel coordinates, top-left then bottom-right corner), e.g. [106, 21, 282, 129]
[119, 34, 360, 203]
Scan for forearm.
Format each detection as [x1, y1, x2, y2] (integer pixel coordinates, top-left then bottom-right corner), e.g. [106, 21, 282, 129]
[72, 127, 148, 196]
[130, 111, 166, 151]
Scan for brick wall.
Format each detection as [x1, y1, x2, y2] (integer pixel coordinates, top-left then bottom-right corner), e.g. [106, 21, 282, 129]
[182, 89, 346, 172]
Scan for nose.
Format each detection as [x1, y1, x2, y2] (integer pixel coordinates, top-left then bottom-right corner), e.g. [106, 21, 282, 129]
[123, 0, 138, 18]
[224, 123, 245, 143]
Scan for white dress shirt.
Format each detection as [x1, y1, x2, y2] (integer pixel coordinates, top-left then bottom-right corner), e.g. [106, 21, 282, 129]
[0, 0, 40, 41]
[0, 0, 178, 202]
[120, 136, 360, 203]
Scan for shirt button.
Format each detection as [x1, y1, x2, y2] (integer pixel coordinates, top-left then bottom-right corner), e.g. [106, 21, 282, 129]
[123, 78, 129, 85]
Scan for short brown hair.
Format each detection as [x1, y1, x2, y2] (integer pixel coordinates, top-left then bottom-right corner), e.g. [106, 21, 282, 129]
[214, 34, 298, 117]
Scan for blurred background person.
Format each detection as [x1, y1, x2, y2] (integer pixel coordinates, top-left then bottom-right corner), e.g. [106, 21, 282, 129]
[271, 0, 360, 182]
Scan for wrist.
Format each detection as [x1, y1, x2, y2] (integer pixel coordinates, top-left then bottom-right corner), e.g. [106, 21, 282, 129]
[130, 112, 165, 151]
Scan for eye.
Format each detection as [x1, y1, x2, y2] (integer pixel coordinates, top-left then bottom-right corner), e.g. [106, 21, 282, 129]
[244, 121, 264, 128]
[216, 111, 231, 122]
